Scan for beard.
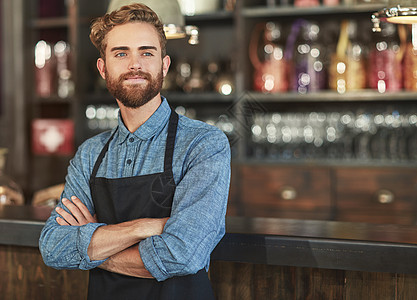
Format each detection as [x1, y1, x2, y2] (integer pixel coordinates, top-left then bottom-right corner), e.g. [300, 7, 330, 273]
[105, 67, 164, 108]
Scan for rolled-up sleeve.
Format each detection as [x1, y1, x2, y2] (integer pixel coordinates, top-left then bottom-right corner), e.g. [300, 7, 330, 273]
[139, 129, 231, 281]
[39, 142, 107, 270]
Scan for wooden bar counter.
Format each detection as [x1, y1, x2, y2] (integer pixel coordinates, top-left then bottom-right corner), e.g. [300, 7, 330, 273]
[1, 205, 417, 299]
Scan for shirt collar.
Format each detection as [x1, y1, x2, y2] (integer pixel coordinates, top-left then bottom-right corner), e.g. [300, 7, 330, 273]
[116, 97, 171, 144]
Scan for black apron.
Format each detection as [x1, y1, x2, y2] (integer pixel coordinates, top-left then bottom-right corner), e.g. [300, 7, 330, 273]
[87, 110, 215, 300]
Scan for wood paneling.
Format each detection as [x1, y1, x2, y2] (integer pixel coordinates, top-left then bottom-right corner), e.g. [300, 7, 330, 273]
[344, 271, 397, 300]
[397, 273, 417, 300]
[226, 164, 241, 216]
[3, 244, 417, 300]
[210, 261, 417, 300]
[0, 245, 88, 300]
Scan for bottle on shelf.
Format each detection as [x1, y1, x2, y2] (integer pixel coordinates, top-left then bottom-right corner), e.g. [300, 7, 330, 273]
[249, 22, 288, 93]
[55, 41, 74, 98]
[182, 61, 205, 93]
[35, 40, 55, 98]
[34, 40, 73, 98]
[285, 19, 327, 94]
[293, 0, 320, 7]
[329, 20, 367, 93]
[403, 24, 417, 91]
[213, 61, 235, 96]
[368, 23, 405, 93]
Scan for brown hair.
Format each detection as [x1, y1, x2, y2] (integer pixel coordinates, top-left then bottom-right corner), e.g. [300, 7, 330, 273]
[90, 3, 167, 59]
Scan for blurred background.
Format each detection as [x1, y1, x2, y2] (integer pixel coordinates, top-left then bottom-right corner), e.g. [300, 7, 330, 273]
[2, 0, 417, 226]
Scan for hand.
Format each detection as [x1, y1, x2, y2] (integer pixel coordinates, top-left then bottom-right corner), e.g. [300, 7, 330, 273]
[56, 196, 97, 226]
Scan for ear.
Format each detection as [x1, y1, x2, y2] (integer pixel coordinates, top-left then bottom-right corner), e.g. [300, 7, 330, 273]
[97, 58, 106, 79]
[162, 55, 171, 78]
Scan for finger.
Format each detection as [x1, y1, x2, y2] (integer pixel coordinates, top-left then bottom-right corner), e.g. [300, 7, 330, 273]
[56, 216, 70, 226]
[71, 196, 96, 223]
[62, 198, 87, 224]
[56, 206, 79, 225]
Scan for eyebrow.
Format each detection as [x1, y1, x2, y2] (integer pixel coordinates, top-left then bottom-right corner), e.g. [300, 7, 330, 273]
[110, 46, 158, 52]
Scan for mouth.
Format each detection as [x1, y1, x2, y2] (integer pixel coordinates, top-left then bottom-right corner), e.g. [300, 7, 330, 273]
[124, 76, 147, 84]
[123, 73, 149, 84]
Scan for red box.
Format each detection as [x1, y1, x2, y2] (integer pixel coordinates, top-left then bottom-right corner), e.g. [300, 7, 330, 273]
[32, 119, 74, 155]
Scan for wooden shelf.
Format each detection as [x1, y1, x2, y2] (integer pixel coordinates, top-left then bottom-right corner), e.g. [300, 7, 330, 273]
[238, 158, 417, 169]
[82, 92, 235, 105]
[244, 90, 417, 103]
[34, 96, 73, 104]
[163, 91, 235, 103]
[31, 17, 70, 29]
[185, 10, 234, 22]
[242, 4, 385, 18]
[84, 90, 417, 106]
[31, 16, 95, 29]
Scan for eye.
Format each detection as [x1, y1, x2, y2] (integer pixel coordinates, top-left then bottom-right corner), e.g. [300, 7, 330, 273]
[143, 52, 154, 57]
[115, 52, 127, 57]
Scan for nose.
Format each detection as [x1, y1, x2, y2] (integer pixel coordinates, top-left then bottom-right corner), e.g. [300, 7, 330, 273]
[128, 53, 142, 71]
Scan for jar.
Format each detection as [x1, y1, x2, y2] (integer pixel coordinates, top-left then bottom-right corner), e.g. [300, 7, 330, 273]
[368, 23, 404, 93]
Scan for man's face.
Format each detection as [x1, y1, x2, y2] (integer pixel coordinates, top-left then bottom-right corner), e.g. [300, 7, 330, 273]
[97, 22, 170, 108]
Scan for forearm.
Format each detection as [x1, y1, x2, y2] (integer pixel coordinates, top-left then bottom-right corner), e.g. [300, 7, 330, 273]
[88, 218, 168, 261]
[99, 245, 153, 278]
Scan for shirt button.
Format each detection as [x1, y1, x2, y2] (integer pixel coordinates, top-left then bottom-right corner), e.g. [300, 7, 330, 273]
[127, 159, 132, 165]
[129, 137, 134, 142]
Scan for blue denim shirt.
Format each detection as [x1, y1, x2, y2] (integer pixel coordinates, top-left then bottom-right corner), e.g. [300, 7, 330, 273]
[39, 98, 231, 282]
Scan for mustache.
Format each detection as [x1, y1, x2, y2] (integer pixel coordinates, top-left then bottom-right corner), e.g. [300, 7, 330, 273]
[121, 71, 151, 81]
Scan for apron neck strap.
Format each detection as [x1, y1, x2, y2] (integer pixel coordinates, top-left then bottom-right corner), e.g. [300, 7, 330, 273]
[90, 128, 117, 181]
[164, 109, 179, 174]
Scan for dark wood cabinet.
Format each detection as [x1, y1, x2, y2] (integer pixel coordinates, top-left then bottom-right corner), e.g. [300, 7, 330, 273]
[238, 165, 332, 219]
[230, 164, 417, 225]
[334, 167, 417, 224]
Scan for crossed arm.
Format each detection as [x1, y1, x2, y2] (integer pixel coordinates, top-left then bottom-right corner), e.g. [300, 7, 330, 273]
[56, 196, 168, 278]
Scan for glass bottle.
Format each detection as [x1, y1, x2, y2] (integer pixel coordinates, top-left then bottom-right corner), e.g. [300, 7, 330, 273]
[403, 24, 417, 91]
[54, 41, 74, 98]
[329, 20, 367, 93]
[35, 40, 55, 98]
[294, 0, 319, 7]
[368, 23, 403, 93]
[287, 19, 327, 94]
[0, 149, 24, 206]
[249, 22, 288, 93]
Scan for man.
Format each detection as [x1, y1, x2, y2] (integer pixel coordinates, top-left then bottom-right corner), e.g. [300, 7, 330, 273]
[39, 3, 230, 299]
